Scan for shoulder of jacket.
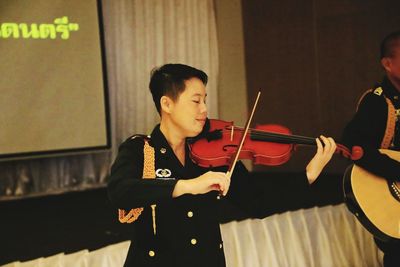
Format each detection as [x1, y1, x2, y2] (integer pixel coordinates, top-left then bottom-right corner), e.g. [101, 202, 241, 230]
[360, 87, 387, 103]
[120, 134, 151, 147]
[363, 87, 385, 97]
[129, 134, 151, 141]
[356, 87, 387, 112]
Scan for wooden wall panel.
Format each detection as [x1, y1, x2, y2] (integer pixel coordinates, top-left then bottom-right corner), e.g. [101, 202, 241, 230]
[242, 0, 400, 173]
[242, 0, 319, 136]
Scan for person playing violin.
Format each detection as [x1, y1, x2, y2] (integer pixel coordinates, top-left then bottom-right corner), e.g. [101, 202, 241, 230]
[107, 63, 336, 267]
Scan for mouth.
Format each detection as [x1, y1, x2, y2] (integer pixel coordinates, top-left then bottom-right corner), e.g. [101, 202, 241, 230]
[196, 118, 206, 125]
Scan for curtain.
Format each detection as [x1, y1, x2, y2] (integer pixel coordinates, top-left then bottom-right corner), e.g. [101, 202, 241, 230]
[221, 204, 382, 267]
[0, 0, 219, 199]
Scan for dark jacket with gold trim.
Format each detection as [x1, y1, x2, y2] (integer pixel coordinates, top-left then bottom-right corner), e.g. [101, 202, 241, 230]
[108, 123, 311, 267]
[342, 76, 400, 181]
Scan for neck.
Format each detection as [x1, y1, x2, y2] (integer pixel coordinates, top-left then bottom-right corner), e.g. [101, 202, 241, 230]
[159, 118, 186, 154]
[387, 74, 400, 92]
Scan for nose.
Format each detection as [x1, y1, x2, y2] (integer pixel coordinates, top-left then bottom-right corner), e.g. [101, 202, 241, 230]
[200, 101, 207, 114]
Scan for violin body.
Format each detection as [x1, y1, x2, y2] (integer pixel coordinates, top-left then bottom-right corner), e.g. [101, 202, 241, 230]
[189, 119, 295, 167]
[189, 119, 363, 168]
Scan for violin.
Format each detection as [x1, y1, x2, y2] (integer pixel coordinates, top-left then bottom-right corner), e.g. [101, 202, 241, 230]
[188, 119, 363, 168]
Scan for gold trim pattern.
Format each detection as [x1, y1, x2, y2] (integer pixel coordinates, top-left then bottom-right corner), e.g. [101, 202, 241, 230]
[118, 139, 156, 224]
[381, 97, 395, 149]
[356, 88, 396, 149]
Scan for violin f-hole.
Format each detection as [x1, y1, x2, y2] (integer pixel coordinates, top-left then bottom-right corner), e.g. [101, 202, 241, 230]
[223, 144, 238, 151]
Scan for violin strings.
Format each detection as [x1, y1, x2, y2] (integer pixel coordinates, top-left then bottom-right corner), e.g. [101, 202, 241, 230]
[230, 126, 315, 145]
[252, 130, 315, 144]
[227, 126, 349, 156]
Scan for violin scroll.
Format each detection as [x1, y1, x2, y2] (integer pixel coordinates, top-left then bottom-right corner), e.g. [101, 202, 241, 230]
[350, 145, 364, 160]
[335, 144, 363, 161]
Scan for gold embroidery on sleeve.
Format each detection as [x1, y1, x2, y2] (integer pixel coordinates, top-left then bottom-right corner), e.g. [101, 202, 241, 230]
[118, 139, 156, 224]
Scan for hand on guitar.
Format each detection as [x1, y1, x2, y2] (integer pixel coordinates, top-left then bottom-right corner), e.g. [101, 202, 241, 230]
[306, 135, 336, 184]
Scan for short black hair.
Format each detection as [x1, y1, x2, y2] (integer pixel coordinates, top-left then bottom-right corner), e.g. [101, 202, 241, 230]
[149, 63, 208, 114]
[380, 30, 400, 59]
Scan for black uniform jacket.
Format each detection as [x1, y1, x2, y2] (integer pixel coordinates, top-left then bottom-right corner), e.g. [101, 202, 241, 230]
[108, 123, 311, 267]
[342, 76, 400, 181]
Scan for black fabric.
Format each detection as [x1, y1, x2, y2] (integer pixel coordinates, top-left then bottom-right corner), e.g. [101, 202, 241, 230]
[342, 76, 400, 181]
[108, 125, 225, 267]
[108, 124, 311, 267]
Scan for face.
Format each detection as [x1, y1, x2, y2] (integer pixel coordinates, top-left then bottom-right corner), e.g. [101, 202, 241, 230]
[165, 78, 208, 137]
[382, 45, 400, 83]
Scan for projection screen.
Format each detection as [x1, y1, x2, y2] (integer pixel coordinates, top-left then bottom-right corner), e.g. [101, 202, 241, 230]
[0, 0, 110, 161]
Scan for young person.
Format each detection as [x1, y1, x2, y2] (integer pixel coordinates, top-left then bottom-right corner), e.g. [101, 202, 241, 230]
[108, 63, 336, 267]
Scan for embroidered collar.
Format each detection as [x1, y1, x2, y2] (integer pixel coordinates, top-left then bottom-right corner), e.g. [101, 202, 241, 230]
[150, 124, 171, 151]
[149, 124, 192, 169]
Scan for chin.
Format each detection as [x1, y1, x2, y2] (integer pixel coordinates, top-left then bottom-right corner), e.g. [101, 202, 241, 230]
[186, 125, 203, 137]
[187, 129, 202, 137]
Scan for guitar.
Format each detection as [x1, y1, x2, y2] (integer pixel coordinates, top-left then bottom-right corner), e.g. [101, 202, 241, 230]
[343, 149, 400, 242]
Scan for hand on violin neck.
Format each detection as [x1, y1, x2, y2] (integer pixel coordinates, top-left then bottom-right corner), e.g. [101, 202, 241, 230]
[305, 135, 336, 184]
[172, 171, 230, 197]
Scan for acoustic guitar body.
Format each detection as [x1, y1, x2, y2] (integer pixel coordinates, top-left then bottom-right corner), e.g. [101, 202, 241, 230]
[343, 149, 400, 241]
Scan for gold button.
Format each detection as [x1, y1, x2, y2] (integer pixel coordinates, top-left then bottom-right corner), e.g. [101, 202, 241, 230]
[160, 148, 167, 154]
[149, 250, 155, 257]
[191, 238, 197, 245]
[187, 211, 193, 218]
[219, 243, 223, 249]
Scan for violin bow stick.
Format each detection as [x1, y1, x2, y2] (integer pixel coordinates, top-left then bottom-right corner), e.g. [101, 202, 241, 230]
[226, 91, 261, 180]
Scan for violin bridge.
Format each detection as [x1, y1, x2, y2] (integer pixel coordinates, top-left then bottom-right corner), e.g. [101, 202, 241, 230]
[230, 126, 234, 142]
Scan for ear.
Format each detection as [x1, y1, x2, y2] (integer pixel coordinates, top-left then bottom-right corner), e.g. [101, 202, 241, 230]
[160, 96, 173, 114]
[381, 57, 392, 73]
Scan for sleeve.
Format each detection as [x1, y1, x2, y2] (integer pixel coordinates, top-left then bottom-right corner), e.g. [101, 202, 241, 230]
[342, 92, 400, 181]
[107, 138, 177, 209]
[225, 162, 312, 219]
